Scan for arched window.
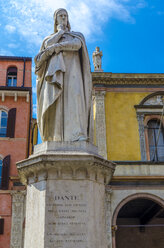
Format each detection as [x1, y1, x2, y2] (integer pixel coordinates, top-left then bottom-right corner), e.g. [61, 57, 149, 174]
[147, 119, 164, 161]
[7, 67, 17, 86]
[0, 110, 8, 137]
[0, 158, 2, 187]
[135, 92, 164, 161]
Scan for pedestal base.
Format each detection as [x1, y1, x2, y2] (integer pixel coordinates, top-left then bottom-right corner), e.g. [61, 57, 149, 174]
[17, 142, 115, 248]
[33, 141, 99, 155]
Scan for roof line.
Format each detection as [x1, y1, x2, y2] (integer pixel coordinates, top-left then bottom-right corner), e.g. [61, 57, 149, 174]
[0, 56, 32, 61]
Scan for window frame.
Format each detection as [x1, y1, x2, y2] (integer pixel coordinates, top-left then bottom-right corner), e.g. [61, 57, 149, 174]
[135, 92, 164, 161]
[6, 66, 17, 87]
[144, 116, 164, 161]
[0, 109, 8, 138]
[0, 155, 3, 188]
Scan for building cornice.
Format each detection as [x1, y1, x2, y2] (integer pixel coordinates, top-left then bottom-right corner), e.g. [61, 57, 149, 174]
[92, 72, 164, 86]
[0, 56, 32, 61]
[0, 89, 31, 102]
[113, 161, 164, 165]
[0, 86, 32, 91]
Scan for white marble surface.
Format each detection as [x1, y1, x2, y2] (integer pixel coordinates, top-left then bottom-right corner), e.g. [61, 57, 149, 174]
[17, 144, 115, 248]
[35, 8, 93, 142]
[24, 178, 107, 248]
[10, 192, 26, 248]
[94, 91, 107, 159]
[114, 163, 164, 177]
[92, 47, 103, 72]
[33, 141, 98, 155]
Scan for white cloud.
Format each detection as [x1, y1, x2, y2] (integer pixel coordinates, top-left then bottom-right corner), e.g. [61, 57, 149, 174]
[0, 48, 14, 56]
[32, 66, 35, 73]
[32, 85, 37, 94]
[32, 103, 37, 116]
[8, 43, 19, 48]
[5, 24, 16, 33]
[1, 0, 146, 46]
[136, 1, 147, 9]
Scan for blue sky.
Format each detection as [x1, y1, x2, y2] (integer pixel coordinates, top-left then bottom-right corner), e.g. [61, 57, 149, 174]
[0, 0, 164, 140]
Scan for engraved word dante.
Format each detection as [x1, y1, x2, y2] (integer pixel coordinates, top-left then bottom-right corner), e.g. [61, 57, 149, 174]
[54, 195, 79, 201]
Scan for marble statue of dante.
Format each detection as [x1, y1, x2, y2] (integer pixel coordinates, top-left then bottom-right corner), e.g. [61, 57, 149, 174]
[35, 8, 93, 142]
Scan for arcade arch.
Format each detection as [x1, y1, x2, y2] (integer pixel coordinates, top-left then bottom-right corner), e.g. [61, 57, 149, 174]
[112, 193, 164, 248]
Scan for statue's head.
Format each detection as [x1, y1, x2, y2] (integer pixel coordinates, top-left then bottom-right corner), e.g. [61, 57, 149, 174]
[53, 8, 71, 33]
[96, 47, 100, 52]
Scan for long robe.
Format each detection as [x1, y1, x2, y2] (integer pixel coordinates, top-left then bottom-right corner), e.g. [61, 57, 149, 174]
[35, 30, 93, 142]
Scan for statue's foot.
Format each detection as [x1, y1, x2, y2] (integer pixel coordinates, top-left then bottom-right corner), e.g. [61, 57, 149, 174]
[78, 136, 88, 141]
[72, 134, 88, 142]
[72, 133, 88, 142]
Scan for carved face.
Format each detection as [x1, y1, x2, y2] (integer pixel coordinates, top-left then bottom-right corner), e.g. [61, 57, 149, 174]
[56, 10, 68, 28]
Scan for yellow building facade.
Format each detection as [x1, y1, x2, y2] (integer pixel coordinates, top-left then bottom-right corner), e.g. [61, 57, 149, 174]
[93, 72, 164, 248]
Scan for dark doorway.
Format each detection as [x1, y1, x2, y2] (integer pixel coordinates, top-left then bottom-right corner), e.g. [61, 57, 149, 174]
[116, 198, 164, 248]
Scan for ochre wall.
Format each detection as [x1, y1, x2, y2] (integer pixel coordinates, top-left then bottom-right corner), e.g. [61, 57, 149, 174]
[29, 119, 38, 155]
[105, 91, 149, 161]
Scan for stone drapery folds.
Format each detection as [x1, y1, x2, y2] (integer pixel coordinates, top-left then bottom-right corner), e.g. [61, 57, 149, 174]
[35, 9, 93, 142]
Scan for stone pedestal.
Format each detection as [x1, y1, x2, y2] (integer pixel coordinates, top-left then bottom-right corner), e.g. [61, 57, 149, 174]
[17, 142, 115, 248]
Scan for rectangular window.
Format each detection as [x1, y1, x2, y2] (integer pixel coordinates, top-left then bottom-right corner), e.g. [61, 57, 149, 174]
[7, 76, 17, 87]
[0, 111, 8, 137]
[148, 120, 164, 161]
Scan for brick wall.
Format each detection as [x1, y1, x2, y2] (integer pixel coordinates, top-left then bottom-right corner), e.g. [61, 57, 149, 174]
[0, 56, 32, 247]
[0, 59, 31, 87]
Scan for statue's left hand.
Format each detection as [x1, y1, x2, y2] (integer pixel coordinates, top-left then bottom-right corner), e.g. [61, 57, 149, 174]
[47, 43, 62, 55]
[46, 44, 58, 56]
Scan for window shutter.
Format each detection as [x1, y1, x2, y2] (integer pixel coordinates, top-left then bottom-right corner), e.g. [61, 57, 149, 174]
[1, 155, 10, 190]
[6, 108, 16, 138]
[0, 219, 4, 234]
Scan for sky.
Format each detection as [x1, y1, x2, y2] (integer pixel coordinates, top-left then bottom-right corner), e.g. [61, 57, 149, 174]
[0, 0, 164, 141]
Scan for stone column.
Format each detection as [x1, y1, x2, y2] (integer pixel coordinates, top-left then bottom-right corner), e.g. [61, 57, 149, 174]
[105, 187, 112, 248]
[95, 91, 107, 159]
[111, 225, 117, 248]
[137, 113, 147, 161]
[17, 142, 115, 248]
[10, 191, 26, 248]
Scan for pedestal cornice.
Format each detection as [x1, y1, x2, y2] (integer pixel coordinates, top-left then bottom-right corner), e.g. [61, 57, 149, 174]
[17, 152, 115, 186]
